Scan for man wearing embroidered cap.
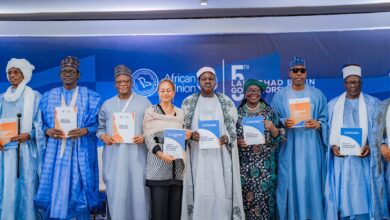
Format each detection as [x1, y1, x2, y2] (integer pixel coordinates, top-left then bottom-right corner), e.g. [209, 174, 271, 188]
[181, 66, 244, 220]
[35, 56, 101, 219]
[96, 64, 151, 219]
[271, 57, 328, 219]
[0, 58, 43, 219]
[325, 64, 387, 219]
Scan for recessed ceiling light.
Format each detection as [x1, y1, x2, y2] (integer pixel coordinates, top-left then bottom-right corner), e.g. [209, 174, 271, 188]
[200, 0, 208, 6]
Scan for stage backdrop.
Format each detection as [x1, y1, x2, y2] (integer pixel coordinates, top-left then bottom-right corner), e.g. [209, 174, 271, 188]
[0, 30, 389, 106]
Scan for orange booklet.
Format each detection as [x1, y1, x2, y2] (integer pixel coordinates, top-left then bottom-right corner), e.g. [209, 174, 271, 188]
[288, 97, 311, 127]
[0, 118, 17, 146]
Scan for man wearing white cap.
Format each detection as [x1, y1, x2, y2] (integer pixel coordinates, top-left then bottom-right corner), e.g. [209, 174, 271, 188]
[0, 58, 43, 219]
[181, 67, 244, 220]
[325, 64, 387, 219]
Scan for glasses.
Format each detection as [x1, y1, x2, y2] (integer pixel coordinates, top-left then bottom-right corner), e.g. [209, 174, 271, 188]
[290, 68, 307, 74]
[345, 80, 361, 85]
[115, 80, 131, 84]
[245, 89, 261, 94]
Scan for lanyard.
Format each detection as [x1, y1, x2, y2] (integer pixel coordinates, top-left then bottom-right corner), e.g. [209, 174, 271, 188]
[117, 94, 133, 113]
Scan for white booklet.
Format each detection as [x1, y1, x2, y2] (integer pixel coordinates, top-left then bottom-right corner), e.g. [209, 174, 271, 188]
[112, 112, 135, 144]
[198, 120, 220, 149]
[340, 128, 362, 156]
[55, 107, 77, 136]
[163, 129, 186, 159]
[243, 116, 265, 145]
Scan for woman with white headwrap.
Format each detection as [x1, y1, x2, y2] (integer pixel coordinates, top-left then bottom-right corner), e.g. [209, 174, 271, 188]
[0, 58, 43, 219]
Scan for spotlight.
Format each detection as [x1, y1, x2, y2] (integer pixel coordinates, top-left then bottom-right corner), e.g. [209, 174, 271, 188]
[200, 0, 208, 6]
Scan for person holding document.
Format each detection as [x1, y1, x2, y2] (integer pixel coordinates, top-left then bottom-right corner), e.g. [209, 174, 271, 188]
[35, 56, 101, 219]
[96, 65, 151, 219]
[325, 64, 387, 219]
[271, 57, 328, 219]
[236, 79, 285, 219]
[143, 79, 191, 220]
[0, 58, 43, 219]
[181, 67, 244, 220]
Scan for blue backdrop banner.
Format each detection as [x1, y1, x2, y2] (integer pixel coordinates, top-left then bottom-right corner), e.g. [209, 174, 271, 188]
[0, 30, 389, 106]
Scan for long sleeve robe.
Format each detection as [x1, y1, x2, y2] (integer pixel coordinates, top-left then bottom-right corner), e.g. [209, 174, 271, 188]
[181, 93, 245, 220]
[271, 85, 328, 220]
[35, 86, 101, 219]
[96, 94, 151, 220]
[0, 89, 43, 220]
[325, 93, 387, 219]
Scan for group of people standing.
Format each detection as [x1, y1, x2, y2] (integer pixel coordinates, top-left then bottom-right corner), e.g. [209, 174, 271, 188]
[0, 55, 389, 220]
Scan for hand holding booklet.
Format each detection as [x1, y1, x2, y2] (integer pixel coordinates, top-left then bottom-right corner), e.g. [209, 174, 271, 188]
[55, 107, 77, 136]
[163, 129, 186, 159]
[340, 128, 362, 156]
[0, 118, 17, 147]
[289, 97, 311, 127]
[112, 112, 135, 144]
[198, 120, 220, 149]
[243, 116, 265, 145]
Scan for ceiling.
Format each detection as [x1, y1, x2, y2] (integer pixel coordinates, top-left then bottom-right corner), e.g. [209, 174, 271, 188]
[1, 0, 390, 20]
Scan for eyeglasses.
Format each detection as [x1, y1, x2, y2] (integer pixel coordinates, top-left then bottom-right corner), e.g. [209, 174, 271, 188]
[115, 80, 131, 84]
[290, 68, 307, 74]
[345, 80, 361, 85]
[245, 89, 261, 94]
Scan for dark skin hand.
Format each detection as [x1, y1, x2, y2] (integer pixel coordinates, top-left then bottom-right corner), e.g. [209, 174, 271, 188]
[332, 144, 370, 157]
[10, 133, 30, 143]
[284, 118, 320, 129]
[0, 133, 31, 151]
[381, 144, 390, 162]
[46, 128, 88, 139]
[191, 131, 229, 146]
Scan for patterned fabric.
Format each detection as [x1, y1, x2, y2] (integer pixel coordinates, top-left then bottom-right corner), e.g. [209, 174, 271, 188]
[181, 93, 244, 220]
[114, 65, 131, 78]
[289, 56, 306, 68]
[182, 93, 237, 147]
[144, 105, 185, 183]
[236, 103, 285, 220]
[60, 56, 80, 70]
[35, 86, 101, 219]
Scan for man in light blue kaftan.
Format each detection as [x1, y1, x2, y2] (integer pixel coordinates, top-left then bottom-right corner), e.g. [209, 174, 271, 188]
[96, 65, 151, 219]
[0, 58, 43, 220]
[325, 64, 388, 219]
[271, 57, 328, 219]
[35, 56, 101, 219]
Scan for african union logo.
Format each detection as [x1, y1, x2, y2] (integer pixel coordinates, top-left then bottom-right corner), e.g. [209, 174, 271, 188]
[132, 68, 159, 97]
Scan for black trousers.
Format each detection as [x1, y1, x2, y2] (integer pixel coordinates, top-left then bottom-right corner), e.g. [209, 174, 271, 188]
[150, 185, 183, 220]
